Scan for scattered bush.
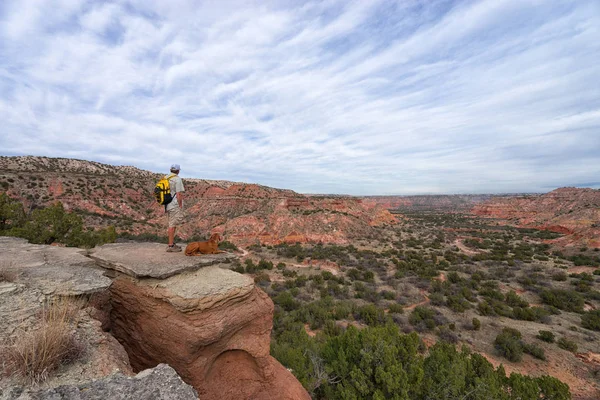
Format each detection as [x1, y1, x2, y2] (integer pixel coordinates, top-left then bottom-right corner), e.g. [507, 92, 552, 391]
[437, 326, 458, 343]
[494, 327, 523, 362]
[557, 337, 578, 353]
[274, 291, 299, 311]
[581, 310, 600, 331]
[505, 291, 529, 308]
[232, 265, 245, 274]
[523, 343, 546, 360]
[552, 271, 568, 281]
[254, 272, 271, 285]
[540, 289, 585, 313]
[355, 304, 387, 326]
[409, 307, 442, 332]
[218, 241, 238, 251]
[536, 330, 555, 343]
[472, 317, 481, 331]
[387, 303, 404, 314]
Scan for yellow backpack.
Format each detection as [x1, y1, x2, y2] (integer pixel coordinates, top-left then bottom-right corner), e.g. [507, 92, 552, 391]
[154, 173, 176, 206]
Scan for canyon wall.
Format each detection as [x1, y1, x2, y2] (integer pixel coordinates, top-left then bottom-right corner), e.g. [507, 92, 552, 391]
[472, 187, 600, 248]
[0, 156, 395, 246]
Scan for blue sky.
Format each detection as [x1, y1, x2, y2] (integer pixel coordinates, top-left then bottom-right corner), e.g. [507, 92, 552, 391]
[1, 0, 599, 195]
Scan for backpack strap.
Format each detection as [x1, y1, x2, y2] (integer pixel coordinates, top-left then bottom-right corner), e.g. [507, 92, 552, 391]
[164, 173, 178, 212]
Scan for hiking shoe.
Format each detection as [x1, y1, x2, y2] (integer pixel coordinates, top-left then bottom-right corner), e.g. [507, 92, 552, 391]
[166, 244, 182, 253]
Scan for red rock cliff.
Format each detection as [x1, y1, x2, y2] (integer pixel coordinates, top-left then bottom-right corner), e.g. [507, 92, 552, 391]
[92, 243, 310, 400]
[472, 187, 600, 248]
[0, 156, 396, 246]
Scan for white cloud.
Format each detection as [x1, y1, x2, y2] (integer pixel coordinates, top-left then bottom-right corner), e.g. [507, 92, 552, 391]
[0, 0, 599, 194]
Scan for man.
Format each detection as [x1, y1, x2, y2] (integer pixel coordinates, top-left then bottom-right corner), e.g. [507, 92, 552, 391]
[165, 164, 185, 252]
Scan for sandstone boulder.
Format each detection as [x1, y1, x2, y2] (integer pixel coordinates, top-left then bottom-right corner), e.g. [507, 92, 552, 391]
[103, 260, 309, 399]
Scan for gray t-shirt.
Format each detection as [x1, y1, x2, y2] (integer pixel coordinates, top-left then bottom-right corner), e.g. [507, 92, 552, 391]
[166, 174, 185, 211]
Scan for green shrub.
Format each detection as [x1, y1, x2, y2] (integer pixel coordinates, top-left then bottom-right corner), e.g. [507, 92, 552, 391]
[0, 193, 26, 231]
[552, 271, 568, 281]
[557, 337, 578, 353]
[446, 294, 470, 312]
[429, 292, 444, 306]
[477, 300, 495, 316]
[506, 291, 529, 308]
[540, 289, 585, 313]
[494, 327, 523, 362]
[232, 265, 245, 274]
[536, 330, 555, 343]
[218, 241, 238, 251]
[523, 343, 546, 360]
[258, 259, 274, 270]
[512, 306, 549, 322]
[355, 304, 387, 326]
[581, 310, 600, 331]
[254, 272, 271, 285]
[387, 303, 404, 314]
[472, 318, 481, 331]
[380, 290, 396, 300]
[409, 306, 437, 331]
[274, 291, 299, 311]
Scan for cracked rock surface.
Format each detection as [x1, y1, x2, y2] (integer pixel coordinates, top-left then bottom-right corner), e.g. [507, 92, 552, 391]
[89, 242, 235, 278]
[1, 364, 197, 400]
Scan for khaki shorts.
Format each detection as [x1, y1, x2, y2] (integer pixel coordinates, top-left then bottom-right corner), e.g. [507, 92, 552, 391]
[167, 207, 185, 228]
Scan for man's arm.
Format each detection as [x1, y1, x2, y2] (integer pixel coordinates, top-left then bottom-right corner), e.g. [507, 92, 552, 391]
[175, 177, 185, 209]
[177, 191, 184, 208]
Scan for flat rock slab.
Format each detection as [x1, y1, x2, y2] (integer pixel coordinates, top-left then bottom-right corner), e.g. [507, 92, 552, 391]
[0, 237, 111, 296]
[2, 364, 198, 400]
[90, 242, 236, 279]
[143, 265, 255, 311]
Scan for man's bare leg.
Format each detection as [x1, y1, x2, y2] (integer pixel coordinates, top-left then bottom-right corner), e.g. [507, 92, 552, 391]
[168, 227, 176, 246]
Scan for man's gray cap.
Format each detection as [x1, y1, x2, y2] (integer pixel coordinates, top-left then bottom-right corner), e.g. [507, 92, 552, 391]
[170, 164, 180, 171]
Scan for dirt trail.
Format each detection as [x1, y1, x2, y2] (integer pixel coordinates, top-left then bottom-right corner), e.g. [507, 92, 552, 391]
[404, 289, 430, 311]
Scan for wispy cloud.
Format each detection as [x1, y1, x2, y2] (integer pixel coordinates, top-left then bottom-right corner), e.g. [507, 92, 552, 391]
[1, 0, 599, 194]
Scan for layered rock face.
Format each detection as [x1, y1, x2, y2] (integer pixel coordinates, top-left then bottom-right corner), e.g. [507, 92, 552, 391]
[472, 188, 600, 247]
[0, 156, 395, 245]
[92, 243, 310, 400]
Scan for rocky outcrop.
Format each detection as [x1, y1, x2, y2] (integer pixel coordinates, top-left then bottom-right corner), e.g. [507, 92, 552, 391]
[0, 238, 132, 393]
[0, 238, 310, 400]
[472, 188, 600, 248]
[0, 237, 111, 296]
[0, 156, 395, 246]
[2, 364, 197, 400]
[92, 242, 309, 399]
[89, 242, 235, 278]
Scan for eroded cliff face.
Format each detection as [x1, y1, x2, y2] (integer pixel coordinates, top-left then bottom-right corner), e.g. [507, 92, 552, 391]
[93, 243, 310, 400]
[0, 156, 395, 246]
[472, 188, 600, 248]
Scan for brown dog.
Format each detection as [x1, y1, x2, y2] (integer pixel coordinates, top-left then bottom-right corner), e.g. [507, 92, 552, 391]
[185, 233, 224, 256]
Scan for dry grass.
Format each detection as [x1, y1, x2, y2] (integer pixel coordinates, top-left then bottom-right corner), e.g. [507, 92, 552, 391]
[1, 298, 86, 384]
[0, 261, 19, 283]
